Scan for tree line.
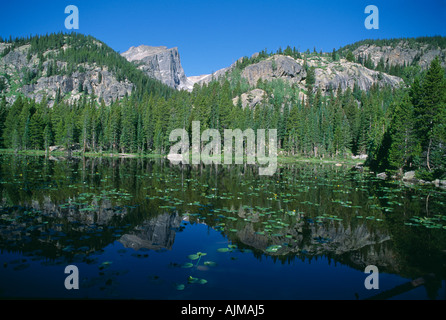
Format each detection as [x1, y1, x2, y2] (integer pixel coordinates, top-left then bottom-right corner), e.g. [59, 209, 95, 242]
[1, 32, 174, 99]
[368, 56, 446, 180]
[0, 34, 445, 179]
[0, 71, 402, 160]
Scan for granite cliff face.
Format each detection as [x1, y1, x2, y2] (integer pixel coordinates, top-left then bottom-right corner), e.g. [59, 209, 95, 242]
[0, 42, 134, 106]
[239, 55, 403, 94]
[351, 41, 446, 69]
[189, 52, 405, 104]
[2, 35, 444, 105]
[121, 45, 192, 91]
[307, 56, 403, 93]
[241, 55, 306, 86]
[19, 69, 133, 107]
[232, 88, 268, 109]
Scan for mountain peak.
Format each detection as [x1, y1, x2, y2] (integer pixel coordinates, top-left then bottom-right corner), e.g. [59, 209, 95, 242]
[121, 45, 170, 62]
[121, 45, 192, 91]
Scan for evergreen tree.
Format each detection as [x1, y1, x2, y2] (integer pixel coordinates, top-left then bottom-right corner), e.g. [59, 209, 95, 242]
[387, 95, 420, 174]
[331, 48, 337, 61]
[0, 96, 7, 148]
[29, 110, 44, 149]
[43, 119, 52, 153]
[81, 105, 91, 153]
[3, 96, 23, 148]
[414, 56, 446, 172]
[346, 50, 355, 62]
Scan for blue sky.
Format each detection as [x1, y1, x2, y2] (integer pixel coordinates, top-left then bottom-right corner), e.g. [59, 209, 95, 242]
[1, 0, 445, 76]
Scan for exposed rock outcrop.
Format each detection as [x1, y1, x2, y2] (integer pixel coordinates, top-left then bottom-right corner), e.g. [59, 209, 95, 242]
[232, 88, 267, 109]
[352, 42, 446, 69]
[309, 58, 403, 93]
[239, 55, 404, 94]
[1, 42, 134, 106]
[19, 68, 133, 106]
[402, 171, 417, 181]
[121, 45, 192, 90]
[241, 55, 306, 86]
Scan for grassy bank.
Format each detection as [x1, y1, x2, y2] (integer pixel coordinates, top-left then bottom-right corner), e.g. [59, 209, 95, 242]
[277, 154, 365, 165]
[0, 148, 365, 166]
[0, 149, 164, 159]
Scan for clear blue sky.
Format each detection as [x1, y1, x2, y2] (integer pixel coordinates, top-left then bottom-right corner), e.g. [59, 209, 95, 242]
[1, 0, 445, 76]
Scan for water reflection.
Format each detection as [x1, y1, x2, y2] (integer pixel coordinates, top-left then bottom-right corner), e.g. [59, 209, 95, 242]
[119, 212, 183, 251]
[0, 154, 445, 299]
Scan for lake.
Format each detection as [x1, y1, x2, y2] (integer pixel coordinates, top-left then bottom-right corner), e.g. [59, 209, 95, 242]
[0, 154, 445, 300]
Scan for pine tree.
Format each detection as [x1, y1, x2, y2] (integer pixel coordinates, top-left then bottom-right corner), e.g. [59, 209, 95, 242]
[286, 102, 300, 154]
[64, 110, 75, 156]
[429, 107, 446, 178]
[414, 56, 446, 171]
[3, 96, 23, 148]
[305, 66, 316, 103]
[109, 101, 121, 152]
[81, 106, 91, 153]
[387, 95, 420, 174]
[29, 111, 44, 149]
[136, 114, 144, 154]
[143, 95, 154, 152]
[346, 51, 355, 62]
[120, 99, 137, 153]
[43, 123, 52, 155]
[0, 96, 7, 148]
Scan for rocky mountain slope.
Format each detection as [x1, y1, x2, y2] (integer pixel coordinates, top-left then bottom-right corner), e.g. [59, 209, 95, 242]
[187, 37, 446, 108]
[187, 56, 244, 87]
[240, 54, 403, 93]
[0, 33, 171, 106]
[195, 53, 404, 109]
[338, 36, 446, 69]
[1, 34, 445, 107]
[121, 45, 192, 91]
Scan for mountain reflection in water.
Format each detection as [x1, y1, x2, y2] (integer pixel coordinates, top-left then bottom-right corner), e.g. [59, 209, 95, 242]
[0, 155, 445, 299]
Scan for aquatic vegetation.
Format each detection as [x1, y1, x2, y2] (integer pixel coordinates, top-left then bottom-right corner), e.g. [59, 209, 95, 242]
[405, 215, 446, 229]
[0, 155, 445, 299]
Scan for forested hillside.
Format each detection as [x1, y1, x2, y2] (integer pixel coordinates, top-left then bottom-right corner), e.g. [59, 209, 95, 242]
[0, 32, 173, 104]
[336, 36, 446, 82]
[0, 33, 445, 180]
[368, 56, 446, 180]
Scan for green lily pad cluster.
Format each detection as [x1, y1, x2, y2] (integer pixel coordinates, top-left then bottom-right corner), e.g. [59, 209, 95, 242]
[405, 215, 446, 230]
[217, 244, 238, 253]
[175, 252, 216, 291]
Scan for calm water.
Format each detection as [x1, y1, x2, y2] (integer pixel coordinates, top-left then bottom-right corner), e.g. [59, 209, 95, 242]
[0, 154, 445, 300]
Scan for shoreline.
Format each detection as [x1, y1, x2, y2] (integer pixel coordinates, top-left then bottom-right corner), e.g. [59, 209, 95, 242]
[0, 148, 365, 165]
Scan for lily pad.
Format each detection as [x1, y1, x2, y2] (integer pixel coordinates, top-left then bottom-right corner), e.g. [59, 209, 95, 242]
[175, 283, 185, 291]
[203, 261, 217, 267]
[188, 276, 199, 284]
[181, 262, 194, 268]
[188, 252, 207, 260]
